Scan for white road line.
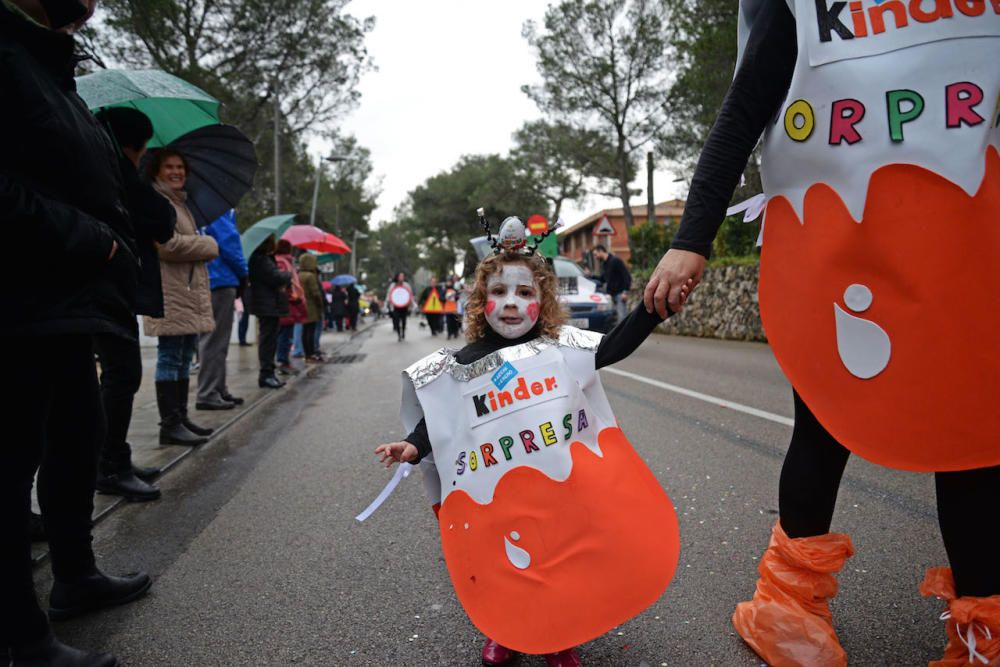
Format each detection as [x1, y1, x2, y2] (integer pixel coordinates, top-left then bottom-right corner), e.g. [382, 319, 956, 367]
[601, 367, 795, 427]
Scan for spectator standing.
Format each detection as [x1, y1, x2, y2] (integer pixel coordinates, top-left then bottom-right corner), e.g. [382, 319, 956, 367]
[196, 209, 248, 410]
[1, 1, 152, 663]
[298, 253, 325, 361]
[443, 275, 461, 340]
[246, 235, 291, 388]
[346, 283, 361, 331]
[143, 149, 219, 446]
[593, 244, 632, 322]
[274, 239, 305, 375]
[92, 107, 176, 502]
[331, 285, 347, 332]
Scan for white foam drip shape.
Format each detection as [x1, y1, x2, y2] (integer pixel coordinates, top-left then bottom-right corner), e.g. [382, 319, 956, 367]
[504, 531, 531, 570]
[834, 284, 891, 380]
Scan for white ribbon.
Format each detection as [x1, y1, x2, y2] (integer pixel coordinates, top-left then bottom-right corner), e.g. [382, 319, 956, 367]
[940, 611, 993, 665]
[355, 463, 412, 522]
[726, 193, 768, 247]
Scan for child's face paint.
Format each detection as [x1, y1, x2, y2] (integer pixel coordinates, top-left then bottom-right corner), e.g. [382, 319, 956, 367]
[485, 264, 539, 339]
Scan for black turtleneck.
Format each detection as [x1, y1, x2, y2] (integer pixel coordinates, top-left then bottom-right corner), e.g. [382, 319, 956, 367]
[403, 303, 667, 461]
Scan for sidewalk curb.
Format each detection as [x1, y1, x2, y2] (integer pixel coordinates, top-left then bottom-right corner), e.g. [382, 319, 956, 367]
[31, 319, 381, 567]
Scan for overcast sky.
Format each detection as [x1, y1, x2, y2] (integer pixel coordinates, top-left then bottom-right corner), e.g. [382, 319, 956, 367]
[330, 0, 686, 229]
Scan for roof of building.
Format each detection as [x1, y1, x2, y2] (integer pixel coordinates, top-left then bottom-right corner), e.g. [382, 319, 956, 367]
[558, 198, 686, 237]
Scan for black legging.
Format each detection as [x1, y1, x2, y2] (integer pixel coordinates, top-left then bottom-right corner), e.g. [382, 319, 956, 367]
[391, 308, 408, 334]
[779, 392, 1000, 597]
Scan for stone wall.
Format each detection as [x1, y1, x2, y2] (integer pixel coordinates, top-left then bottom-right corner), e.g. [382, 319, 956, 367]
[630, 263, 766, 342]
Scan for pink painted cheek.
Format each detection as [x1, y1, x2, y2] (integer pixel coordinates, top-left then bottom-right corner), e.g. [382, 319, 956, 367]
[485, 300, 497, 315]
[527, 302, 540, 322]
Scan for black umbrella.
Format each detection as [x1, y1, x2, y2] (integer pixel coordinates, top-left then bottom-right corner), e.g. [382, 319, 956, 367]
[146, 124, 258, 227]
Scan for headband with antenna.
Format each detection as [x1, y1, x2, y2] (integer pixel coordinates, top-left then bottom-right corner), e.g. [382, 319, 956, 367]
[477, 208, 561, 257]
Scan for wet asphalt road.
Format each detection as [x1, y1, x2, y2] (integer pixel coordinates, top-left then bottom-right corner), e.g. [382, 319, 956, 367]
[45, 321, 950, 666]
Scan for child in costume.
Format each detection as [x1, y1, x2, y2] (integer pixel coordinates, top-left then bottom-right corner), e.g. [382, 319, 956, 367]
[375, 214, 689, 666]
[643, 1, 1000, 665]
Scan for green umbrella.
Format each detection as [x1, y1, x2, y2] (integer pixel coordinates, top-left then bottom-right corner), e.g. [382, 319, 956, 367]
[241, 214, 297, 257]
[76, 69, 220, 147]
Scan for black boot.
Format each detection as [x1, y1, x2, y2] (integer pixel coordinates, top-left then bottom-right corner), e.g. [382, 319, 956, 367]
[8, 631, 117, 667]
[49, 567, 151, 621]
[177, 378, 213, 436]
[96, 469, 160, 502]
[131, 460, 161, 482]
[156, 381, 207, 446]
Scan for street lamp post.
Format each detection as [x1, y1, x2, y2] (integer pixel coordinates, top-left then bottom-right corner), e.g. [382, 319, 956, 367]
[350, 230, 369, 277]
[309, 154, 349, 226]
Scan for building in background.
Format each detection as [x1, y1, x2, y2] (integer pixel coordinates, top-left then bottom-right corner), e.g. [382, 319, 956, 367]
[559, 199, 686, 271]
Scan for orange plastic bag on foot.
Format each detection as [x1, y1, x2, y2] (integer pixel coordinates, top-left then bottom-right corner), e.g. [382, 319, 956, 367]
[920, 567, 1000, 667]
[732, 521, 855, 667]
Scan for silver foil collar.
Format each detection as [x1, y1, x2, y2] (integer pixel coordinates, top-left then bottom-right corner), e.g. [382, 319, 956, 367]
[403, 326, 602, 389]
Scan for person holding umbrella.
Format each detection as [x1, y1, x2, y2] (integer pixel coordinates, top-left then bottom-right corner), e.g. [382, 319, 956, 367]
[91, 107, 176, 502]
[143, 148, 219, 446]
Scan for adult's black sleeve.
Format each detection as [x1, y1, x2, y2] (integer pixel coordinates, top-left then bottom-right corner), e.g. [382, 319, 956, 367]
[595, 304, 668, 369]
[671, 0, 797, 257]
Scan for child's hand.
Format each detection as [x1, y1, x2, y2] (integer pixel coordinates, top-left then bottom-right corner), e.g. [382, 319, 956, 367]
[375, 441, 418, 467]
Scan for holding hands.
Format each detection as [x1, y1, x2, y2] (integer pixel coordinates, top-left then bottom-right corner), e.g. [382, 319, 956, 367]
[375, 441, 417, 467]
[643, 249, 706, 317]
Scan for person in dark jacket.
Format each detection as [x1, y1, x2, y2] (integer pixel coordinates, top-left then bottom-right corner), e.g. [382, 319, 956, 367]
[91, 106, 176, 502]
[331, 285, 348, 332]
[346, 283, 361, 331]
[0, 2, 151, 665]
[196, 209, 249, 410]
[246, 235, 291, 388]
[593, 244, 631, 322]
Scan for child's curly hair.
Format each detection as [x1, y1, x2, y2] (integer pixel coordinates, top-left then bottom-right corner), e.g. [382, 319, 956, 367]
[465, 253, 565, 342]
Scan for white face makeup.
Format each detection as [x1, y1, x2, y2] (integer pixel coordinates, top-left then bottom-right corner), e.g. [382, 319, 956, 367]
[484, 264, 540, 339]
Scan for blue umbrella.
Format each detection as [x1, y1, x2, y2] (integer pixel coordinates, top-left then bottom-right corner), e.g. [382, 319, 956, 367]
[332, 274, 357, 286]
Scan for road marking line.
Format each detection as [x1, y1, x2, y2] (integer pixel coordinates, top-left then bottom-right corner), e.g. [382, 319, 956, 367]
[601, 367, 794, 427]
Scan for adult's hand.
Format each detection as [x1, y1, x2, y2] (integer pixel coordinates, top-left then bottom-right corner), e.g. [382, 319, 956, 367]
[107, 239, 118, 261]
[644, 249, 706, 318]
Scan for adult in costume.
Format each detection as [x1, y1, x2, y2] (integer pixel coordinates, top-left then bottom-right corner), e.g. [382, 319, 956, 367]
[374, 215, 684, 665]
[644, 2, 1000, 664]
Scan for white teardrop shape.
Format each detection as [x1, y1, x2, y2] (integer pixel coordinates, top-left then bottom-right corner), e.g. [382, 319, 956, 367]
[504, 536, 531, 570]
[510, 531, 520, 541]
[834, 303, 891, 379]
[844, 284, 873, 313]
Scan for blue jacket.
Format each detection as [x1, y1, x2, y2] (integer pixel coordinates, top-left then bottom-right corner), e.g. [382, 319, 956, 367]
[204, 210, 248, 290]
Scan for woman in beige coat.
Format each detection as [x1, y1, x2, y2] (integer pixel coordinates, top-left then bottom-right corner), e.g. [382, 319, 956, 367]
[143, 149, 219, 446]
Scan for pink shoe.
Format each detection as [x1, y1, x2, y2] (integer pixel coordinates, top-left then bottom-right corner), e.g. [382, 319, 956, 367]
[481, 637, 515, 666]
[544, 647, 582, 667]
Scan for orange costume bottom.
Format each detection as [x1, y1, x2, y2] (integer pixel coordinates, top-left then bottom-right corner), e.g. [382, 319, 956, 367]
[437, 426, 680, 655]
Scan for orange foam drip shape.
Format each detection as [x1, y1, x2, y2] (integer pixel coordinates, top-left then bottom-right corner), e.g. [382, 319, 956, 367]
[437, 426, 680, 655]
[760, 147, 1000, 472]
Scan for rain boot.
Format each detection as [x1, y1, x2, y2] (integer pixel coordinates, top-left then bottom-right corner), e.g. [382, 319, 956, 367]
[481, 637, 515, 665]
[156, 381, 207, 446]
[920, 567, 1000, 667]
[732, 520, 854, 667]
[177, 377, 213, 437]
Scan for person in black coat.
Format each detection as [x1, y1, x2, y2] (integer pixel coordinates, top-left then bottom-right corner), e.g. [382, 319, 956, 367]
[0, 2, 151, 664]
[593, 244, 632, 322]
[246, 235, 291, 388]
[331, 285, 348, 332]
[92, 107, 176, 502]
[346, 284, 361, 331]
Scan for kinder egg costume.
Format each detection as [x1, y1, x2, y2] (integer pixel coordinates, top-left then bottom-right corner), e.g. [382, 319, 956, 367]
[729, 6, 1000, 665]
[748, 1, 1000, 472]
[399, 327, 680, 655]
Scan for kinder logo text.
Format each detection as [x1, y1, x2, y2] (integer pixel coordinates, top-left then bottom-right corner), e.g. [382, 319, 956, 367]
[805, 0, 1000, 65]
[469, 375, 562, 423]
